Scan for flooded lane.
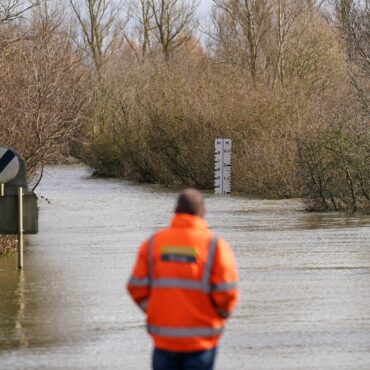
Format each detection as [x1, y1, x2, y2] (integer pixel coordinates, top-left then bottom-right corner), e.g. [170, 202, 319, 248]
[1, 164, 370, 369]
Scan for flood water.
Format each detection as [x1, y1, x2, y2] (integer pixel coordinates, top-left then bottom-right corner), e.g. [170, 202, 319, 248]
[1, 164, 370, 370]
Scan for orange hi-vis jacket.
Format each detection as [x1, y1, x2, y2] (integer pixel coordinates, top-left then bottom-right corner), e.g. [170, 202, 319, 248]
[127, 213, 239, 352]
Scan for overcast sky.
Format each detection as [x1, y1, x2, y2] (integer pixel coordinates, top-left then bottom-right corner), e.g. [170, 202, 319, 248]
[198, 0, 213, 17]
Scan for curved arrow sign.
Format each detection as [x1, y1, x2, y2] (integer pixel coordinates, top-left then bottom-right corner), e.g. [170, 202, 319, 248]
[0, 148, 20, 184]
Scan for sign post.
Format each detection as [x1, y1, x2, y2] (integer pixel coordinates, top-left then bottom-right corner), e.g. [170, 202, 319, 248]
[0, 147, 38, 269]
[18, 187, 24, 269]
[214, 139, 232, 195]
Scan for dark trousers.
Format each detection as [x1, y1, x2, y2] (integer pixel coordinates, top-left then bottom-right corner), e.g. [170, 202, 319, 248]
[152, 347, 217, 370]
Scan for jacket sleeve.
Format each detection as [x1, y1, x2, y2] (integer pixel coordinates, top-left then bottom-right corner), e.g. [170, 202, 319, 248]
[126, 240, 150, 312]
[210, 238, 239, 319]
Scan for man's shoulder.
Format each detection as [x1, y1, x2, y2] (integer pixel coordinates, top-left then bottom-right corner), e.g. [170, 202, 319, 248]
[144, 227, 172, 242]
[152, 225, 213, 240]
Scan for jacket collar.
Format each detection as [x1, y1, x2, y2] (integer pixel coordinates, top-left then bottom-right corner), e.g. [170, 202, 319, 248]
[170, 213, 208, 230]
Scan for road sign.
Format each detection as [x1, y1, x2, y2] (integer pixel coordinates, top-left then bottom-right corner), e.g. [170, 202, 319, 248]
[0, 188, 38, 234]
[215, 139, 232, 195]
[0, 148, 20, 184]
[0, 148, 38, 269]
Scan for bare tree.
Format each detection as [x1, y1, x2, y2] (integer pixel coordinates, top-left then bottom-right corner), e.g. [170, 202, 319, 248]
[212, 0, 273, 81]
[0, 0, 36, 23]
[0, 0, 86, 179]
[212, 0, 309, 85]
[148, 0, 199, 60]
[273, 0, 304, 86]
[122, 0, 153, 62]
[69, 0, 118, 73]
[334, 0, 370, 114]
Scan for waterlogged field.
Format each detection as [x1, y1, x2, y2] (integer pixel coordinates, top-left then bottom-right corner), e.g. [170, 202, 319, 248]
[1, 165, 370, 370]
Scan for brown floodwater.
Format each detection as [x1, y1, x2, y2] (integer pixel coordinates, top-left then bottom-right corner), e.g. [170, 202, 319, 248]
[1, 164, 370, 369]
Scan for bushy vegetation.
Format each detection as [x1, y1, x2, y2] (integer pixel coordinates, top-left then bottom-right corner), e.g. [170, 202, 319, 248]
[297, 102, 370, 211]
[83, 0, 367, 207]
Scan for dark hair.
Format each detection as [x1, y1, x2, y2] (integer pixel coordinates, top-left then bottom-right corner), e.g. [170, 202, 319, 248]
[175, 189, 205, 216]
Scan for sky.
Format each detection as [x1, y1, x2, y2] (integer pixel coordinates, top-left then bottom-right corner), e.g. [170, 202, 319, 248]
[198, 0, 213, 17]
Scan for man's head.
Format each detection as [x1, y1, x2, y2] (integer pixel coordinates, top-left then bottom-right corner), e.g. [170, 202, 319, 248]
[175, 188, 205, 217]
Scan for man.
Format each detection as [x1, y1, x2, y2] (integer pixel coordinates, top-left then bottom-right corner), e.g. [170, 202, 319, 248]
[127, 189, 239, 370]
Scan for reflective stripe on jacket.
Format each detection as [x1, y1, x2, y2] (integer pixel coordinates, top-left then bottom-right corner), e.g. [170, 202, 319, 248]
[127, 213, 239, 352]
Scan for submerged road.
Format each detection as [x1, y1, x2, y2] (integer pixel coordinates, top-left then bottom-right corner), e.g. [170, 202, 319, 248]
[1, 164, 370, 369]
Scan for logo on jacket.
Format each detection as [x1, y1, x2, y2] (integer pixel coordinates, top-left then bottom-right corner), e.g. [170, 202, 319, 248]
[161, 246, 198, 263]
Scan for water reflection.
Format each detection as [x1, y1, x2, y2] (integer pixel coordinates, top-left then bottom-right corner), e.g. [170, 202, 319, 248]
[297, 213, 370, 230]
[0, 257, 28, 351]
[14, 270, 27, 349]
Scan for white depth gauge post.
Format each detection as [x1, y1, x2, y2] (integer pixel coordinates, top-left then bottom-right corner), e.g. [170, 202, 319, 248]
[214, 139, 232, 195]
